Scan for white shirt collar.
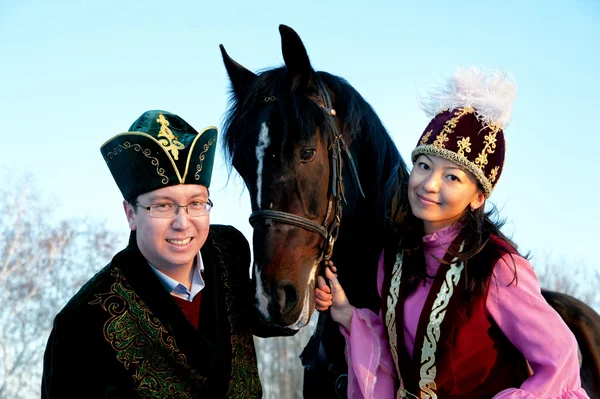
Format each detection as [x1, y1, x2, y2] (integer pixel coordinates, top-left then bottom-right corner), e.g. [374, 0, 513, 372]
[148, 252, 205, 302]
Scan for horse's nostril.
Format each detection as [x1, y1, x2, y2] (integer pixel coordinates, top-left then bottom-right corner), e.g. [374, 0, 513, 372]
[278, 283, 298, 315]
[283, 284, 297, 311]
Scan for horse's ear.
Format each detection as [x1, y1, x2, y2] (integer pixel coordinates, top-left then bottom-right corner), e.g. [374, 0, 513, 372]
[279, 25, 315, 90]
[220, 44, 257, 99]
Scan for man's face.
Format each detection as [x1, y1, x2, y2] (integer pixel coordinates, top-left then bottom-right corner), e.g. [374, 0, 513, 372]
[123, 184, 210, 274]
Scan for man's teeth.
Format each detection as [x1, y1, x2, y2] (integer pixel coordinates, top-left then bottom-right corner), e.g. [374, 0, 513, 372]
[167, 238, 192, 245]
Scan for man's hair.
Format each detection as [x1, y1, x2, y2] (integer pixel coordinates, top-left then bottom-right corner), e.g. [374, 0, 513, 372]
[127, 197, 138, 213]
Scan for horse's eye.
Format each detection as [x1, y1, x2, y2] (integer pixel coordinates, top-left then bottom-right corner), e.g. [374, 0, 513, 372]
[300, 149, 316, 162]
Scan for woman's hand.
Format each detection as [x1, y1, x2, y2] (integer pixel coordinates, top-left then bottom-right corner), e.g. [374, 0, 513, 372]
[314, 261, 354, 331]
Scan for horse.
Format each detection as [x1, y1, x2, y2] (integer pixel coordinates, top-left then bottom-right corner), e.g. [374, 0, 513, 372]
[220, 25, 600, 398]
[541, 290, 600, 397]
[220, 24, 407, 397]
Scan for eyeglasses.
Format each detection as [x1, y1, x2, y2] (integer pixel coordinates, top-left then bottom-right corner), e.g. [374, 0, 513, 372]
[135, 199, 213, 218]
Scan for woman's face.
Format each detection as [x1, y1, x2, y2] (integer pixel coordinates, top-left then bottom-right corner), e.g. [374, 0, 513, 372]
[408, 155, 485, 235]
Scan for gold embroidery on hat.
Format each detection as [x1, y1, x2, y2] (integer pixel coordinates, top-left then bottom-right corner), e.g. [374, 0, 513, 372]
[179, 126, 217, 182]
[157, 114, 185, 161]
[432, 107, 474, 149]
[106, 142, 169, 184]
[420, 130, 433, 146]
[489, 166, 499, 183]
[195, 137, 216, 181]
[432, 132, 449, 148]
[419, 245, 465, 399]
[474, 124, 500, 168]
[456, 137, 472, 157]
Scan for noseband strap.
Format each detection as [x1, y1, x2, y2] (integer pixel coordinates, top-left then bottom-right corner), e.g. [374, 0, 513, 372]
[249, 210, 328, 239]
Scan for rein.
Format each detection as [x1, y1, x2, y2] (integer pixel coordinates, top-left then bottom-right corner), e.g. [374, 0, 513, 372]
[248, 91, 365, 261]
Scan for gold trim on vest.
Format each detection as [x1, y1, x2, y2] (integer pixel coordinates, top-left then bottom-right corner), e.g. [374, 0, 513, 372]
[418, 243, 465, 399]
[385, 251, 411, 399]
[385, 242, 466, 399]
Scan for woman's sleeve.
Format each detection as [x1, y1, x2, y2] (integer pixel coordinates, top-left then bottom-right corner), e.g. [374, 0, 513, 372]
[340, 250, 397, 399]
[487, 254, 590, 399]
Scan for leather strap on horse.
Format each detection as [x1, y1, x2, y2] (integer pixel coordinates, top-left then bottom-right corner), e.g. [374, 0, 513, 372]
[249, 210, 328, 239]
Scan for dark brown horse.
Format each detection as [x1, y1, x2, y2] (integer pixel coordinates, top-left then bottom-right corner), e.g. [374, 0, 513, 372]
[542, 290, 600, 397]
[221, 25, 600, 399]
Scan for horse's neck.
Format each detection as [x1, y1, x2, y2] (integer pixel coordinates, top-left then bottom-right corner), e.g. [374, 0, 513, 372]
[333, 192, 386, 311]
[334, 129, 399, 311]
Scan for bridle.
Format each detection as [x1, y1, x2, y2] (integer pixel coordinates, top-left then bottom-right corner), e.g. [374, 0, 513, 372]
[248, 88, 365, 261]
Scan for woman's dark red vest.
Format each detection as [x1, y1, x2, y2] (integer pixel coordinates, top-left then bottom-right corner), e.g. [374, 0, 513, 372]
[382, 235, 530, 398]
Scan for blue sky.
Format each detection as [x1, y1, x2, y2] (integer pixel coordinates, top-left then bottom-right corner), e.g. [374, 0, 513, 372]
[1, 0, 599, 271]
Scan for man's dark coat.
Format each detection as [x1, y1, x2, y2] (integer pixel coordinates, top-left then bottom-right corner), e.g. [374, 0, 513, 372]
[42, 225, 284, 398]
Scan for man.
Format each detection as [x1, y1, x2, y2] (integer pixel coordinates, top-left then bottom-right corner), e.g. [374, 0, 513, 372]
[42, 110, 288, 398]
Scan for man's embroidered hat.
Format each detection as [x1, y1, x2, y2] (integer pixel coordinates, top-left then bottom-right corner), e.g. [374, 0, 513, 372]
[412, 68, 517, 197]
[100, 110, 218, 200]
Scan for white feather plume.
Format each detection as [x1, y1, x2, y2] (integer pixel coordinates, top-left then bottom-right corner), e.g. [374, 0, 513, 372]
[419, 67, 517, 129]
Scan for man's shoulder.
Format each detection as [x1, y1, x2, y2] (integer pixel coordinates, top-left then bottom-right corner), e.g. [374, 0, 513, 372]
[207, 224, 249, 250]
[204, 225, 251, 277]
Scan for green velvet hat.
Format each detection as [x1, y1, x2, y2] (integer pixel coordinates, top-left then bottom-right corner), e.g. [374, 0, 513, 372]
[100, 110, 218, 200]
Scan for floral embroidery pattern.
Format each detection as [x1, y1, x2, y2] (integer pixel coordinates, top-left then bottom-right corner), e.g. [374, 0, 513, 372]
[386, 252, 404, 379]
[456, 137, 472, 157]
[432, 132, 449, 148]
[418, 252, 465, 399]
[106, 141, 169, 184]
[210, 230, 261, 398]
[489, 166, 499, 183]
[194, 137, 216, 181]
[420, 130, 433, 146]
[432, 107, 474, 149]
[474, 125, 499, 169]
[157, 114, 185, 161]
[90, 268, 206, 398]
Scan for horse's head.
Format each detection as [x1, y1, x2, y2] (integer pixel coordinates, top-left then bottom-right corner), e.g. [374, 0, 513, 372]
[221, 25, 408, 329]
[221, 26, 347, 328]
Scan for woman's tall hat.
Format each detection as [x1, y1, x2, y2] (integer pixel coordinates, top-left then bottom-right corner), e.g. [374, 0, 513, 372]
[100, 110, 218, 200]
[412, 68, 517, 197]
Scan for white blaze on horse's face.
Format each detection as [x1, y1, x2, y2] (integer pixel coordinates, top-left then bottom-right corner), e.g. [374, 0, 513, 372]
[287, 260, 319, 330]
[255, 264, 270, 319]
[255, 121, 272, 319]
[255, 122, 270, 209]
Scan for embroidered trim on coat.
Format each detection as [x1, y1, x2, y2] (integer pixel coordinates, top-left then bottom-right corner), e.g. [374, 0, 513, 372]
[89, 268, 206, 398]
[210, 232, 262, 398]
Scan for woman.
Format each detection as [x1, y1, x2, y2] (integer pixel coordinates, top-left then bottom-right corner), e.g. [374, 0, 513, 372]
[315, 68, 590, 398]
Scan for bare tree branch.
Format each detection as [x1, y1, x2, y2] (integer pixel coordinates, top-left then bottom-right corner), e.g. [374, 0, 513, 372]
[0, 174, 119, 399]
